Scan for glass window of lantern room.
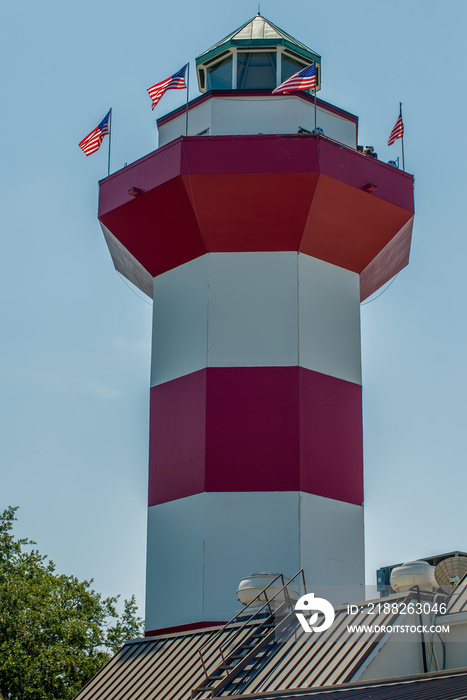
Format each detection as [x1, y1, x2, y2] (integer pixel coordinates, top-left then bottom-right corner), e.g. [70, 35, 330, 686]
[207, 55, 233, 90]
[237, 52, 276, 89]
[281, 54, 309, 86]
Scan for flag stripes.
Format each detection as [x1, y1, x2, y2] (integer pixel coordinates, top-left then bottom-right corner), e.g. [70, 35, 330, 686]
[272, 63, 316, 95]
[147, 65, 188, 110]
[79, 111, 110, 156]
[387, 113, 404, 146]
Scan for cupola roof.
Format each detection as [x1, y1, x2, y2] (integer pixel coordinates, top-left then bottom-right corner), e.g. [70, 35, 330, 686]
[196, 14, 320, 66]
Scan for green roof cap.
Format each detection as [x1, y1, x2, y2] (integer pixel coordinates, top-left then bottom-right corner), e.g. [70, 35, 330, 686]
[196, 14, 321, 67]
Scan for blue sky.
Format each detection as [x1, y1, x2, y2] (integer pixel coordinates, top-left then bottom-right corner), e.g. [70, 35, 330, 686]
[1, 0, 466, 614]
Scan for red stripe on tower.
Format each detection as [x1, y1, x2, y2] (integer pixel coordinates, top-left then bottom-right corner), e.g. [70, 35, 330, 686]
[148, 367, 363, 507]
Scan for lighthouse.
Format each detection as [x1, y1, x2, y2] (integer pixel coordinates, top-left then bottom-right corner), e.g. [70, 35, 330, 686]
[97, 15, 414, 636]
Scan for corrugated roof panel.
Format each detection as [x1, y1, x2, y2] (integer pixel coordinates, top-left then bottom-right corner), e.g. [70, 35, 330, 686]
[77, 640, 155, 699]
[221, 668, 467, 700]
[234, 603, 405, 696]
[446, 580, 467, 614]
[74, 595, 420, 699]
[74, 624, 254, 700]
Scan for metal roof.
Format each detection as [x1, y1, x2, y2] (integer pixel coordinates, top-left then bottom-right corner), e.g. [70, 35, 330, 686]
[199, 15, 312, 54]
[73, 579, 467, 699]
[73, 598, 410, 700]
[74, 577, 467, 700]
[446, 578, 467, 614]
[217, 602, 403, 695]
[196, 15, 321, 67]
[220, 667, 467, 700]
[74, 624, 254, 700]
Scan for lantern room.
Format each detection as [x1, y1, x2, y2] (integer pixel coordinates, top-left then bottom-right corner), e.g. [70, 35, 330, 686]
[195, 14, 321, 93]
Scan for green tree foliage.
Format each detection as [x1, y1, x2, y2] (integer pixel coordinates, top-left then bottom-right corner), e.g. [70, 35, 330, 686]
[0, 507, 144, 699]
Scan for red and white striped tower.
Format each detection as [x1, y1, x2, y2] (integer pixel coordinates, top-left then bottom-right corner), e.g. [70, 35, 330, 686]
[98, 16, 414, 635]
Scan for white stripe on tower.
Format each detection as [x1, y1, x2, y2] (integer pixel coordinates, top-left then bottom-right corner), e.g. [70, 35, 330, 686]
[146, 493, 364, 632]
[150, 252, 361, 386]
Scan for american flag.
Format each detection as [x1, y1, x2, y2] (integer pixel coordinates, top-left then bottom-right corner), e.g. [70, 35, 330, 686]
[147, 64, 188, 110]
[79, 111, 110, 157]
[387, 113, 404, 146]
[272, 63, 317, 95]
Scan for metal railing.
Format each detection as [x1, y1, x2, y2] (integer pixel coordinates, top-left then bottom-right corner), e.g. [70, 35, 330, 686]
[197, 569, 306, 681]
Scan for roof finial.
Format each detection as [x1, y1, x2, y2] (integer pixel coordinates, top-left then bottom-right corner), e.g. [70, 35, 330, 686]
[257, 3, 261, 15]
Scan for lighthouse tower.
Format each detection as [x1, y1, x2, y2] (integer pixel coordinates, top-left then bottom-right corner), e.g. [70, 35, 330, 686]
[98, 16, 414, 636]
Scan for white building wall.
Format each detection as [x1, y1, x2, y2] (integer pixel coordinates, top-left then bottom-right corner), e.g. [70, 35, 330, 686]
[356, 627, 424, 682]
[210, 95, 299, 137]
[441, 617, 467, 671]
[354, 611, 467, 681]
[299, 492, 365, 605]
[146, 494, 206, 630]
[158, 96, 357, 148]
[296, 99, 356, 146]
[151, 252, 361, 388]
[206, 252, 298, 369]
[146, 491, 364, 632]
[298, 255, 362, 384]
[151, 255, 209, 387]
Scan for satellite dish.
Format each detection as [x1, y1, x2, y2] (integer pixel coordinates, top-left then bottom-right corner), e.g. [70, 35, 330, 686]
[435, 556, 467, 593]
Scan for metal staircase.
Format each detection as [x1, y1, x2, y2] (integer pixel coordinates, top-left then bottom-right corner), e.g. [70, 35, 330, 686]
[191, 570, 306, 699]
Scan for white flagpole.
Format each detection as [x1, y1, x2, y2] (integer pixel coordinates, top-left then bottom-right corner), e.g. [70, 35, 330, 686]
[314, 81, 317, 131]
[399, 102, 405, 171]
[313, 64, 317, 132]
[107, 108, 112, 176]
[185, 64, 190, 136]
